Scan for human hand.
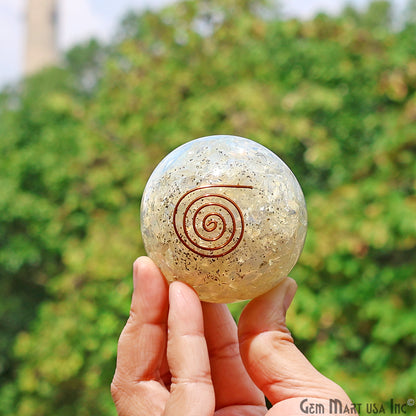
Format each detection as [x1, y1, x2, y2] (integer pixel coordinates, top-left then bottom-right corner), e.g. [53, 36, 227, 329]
[237, 273, 354, 415]
[111, 257, 354, 416]
[111, 256, 264, 415]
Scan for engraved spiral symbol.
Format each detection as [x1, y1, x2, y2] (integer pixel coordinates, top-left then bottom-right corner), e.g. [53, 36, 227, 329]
[173, 185, 253, 258]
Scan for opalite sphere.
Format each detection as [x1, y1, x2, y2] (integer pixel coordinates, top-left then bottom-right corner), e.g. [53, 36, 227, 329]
[140, 135, 307, 303]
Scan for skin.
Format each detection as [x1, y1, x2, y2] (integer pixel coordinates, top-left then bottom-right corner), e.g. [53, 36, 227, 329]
[111, 257, 354, 416]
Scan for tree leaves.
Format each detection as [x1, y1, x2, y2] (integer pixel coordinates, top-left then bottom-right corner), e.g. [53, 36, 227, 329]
[0, 0, 415, 413]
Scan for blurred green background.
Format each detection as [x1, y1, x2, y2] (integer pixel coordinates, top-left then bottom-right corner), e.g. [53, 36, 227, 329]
[1, 0, 416, 414]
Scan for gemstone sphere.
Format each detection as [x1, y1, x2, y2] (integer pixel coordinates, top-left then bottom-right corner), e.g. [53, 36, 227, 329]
[140, 135, 307, 303]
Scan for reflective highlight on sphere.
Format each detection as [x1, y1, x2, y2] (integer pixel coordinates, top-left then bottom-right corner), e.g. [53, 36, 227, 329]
[140, 135, 307, 303]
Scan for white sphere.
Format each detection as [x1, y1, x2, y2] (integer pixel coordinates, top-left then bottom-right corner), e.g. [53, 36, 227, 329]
[140, 135, 307, 303]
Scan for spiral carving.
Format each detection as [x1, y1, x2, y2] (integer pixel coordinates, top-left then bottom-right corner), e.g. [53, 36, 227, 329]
[173, 185, 253, 258]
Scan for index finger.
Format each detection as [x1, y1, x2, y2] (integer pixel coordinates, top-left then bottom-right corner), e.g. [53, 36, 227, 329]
[164, 282, 215, 416]
[114, 257, 169, 383]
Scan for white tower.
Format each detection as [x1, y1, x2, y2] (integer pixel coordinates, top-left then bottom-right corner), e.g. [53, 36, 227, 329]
[24, 0, 59, 75]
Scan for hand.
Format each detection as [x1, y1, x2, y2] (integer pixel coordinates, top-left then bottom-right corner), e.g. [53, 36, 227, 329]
[111, 256, 264, 416]
[111, 257, 354, 416]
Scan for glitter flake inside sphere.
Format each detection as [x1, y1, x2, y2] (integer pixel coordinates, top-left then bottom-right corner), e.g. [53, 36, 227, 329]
[140, 135, 307, 303]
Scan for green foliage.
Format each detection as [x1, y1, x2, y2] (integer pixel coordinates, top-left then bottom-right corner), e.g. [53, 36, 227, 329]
[65, 39, 109, 95]
[1, 0, 415, 414]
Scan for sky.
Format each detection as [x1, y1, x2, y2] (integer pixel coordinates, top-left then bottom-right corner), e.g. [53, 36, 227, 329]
[0, 0, 408, 88]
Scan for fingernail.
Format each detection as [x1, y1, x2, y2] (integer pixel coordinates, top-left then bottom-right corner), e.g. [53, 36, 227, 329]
[282, 278, 297, 315]
[169, 281, 184, 303]
[132, 256, 148, 291]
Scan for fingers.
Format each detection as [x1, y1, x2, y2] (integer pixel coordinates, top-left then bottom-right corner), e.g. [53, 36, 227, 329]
[111, 257, 169, 415]
[115, 257, 169, 382]
[202, 302, 265, 411]
[238, 278, 350, 406]
[163, 282, 215, 416]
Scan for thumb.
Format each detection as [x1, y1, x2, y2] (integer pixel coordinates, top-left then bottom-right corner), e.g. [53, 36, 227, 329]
[238, 278, 351, 409]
